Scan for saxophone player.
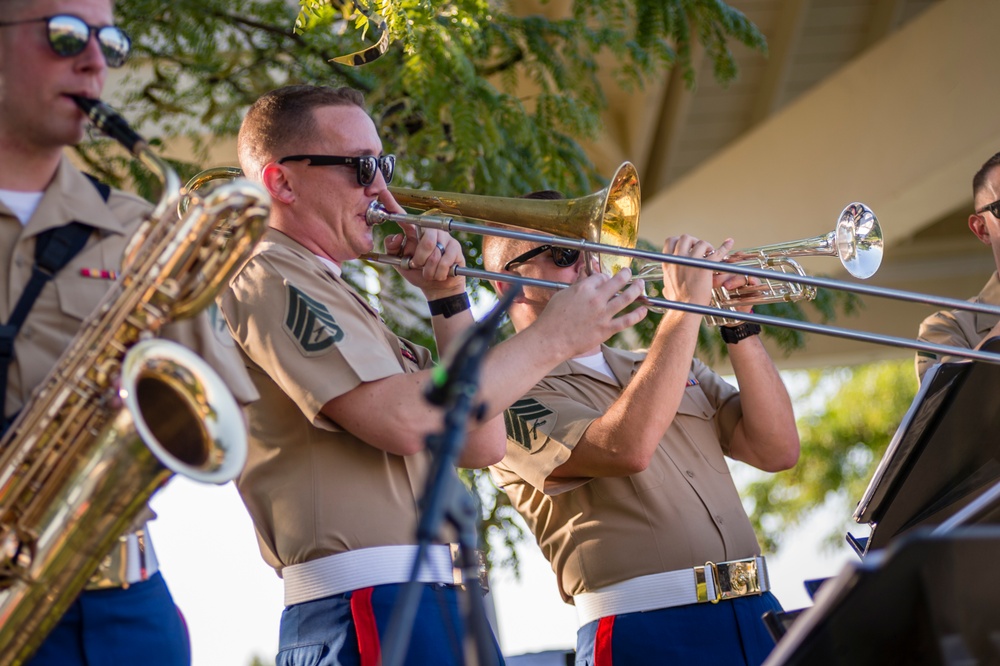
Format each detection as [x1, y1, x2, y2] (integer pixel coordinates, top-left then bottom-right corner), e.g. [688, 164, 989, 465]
[0, 0, 257, 664]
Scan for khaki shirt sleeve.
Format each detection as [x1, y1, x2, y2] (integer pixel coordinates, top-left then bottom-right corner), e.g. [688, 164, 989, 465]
[915, 275, 1000, 383]
[915, 309, 970, 382]
[498, 385, 599, 495]
[220, 246, 406, 425]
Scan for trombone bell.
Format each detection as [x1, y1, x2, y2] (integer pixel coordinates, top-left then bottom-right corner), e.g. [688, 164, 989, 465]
[388, 162, 640, 275]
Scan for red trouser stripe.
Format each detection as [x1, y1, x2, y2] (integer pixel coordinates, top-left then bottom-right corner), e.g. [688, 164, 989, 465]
[595, 615, 615, 666]
[350, 587, 382, 666]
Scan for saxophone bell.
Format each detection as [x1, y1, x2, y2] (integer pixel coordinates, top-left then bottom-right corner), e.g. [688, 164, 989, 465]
[122, 339, 247, 484]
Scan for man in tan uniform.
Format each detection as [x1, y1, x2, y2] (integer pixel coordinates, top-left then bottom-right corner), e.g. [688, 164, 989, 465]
[916, 151, 1000, 382]
[0, 0, 257, 663]
[483, 224, 800, 666]
[219, 85, 648, 666]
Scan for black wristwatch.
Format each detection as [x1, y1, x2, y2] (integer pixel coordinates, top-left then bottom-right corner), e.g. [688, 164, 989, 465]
[720, 322, 761, 344]
[427, 292, 471, 318]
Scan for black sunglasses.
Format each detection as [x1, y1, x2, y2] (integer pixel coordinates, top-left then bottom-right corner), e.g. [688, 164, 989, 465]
[976, 199, 1000, 218]
[278, 154, 395, 187]
[503, 244, 581, 271]
[0, 14, 131, 68]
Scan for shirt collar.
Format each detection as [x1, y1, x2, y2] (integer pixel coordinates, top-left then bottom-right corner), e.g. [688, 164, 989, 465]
[548, 344, 644, 386]
[22, 155, 129, 238]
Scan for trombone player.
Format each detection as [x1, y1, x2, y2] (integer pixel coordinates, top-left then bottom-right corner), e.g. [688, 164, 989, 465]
[484, 195, 800, 666]
[916, 151, 1000, 382]
[217, 84, 649, 665]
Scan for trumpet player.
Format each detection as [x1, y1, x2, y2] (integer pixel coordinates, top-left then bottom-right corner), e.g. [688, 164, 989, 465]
[483, 197, 800, 666]
[916, 151, 1000, 382]
[0, 0, 257, 664]
[218, 84, 648, 666]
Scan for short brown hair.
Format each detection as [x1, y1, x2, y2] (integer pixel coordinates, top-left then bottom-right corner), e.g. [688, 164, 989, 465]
[237, 85, 367, 180]
[973, 151, 1000, 204]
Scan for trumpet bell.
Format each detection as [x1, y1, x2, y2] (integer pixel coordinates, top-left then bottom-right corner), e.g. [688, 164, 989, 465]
[836, 202, 883, 279]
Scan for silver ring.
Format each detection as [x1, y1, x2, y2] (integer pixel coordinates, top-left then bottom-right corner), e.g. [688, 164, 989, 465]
[435, 242, 446, 253]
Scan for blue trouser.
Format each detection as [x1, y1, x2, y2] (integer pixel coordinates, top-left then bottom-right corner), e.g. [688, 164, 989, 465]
[28, 572, 190, 666]
[575, 591, 783, 666]
[277, 583, 505, 666]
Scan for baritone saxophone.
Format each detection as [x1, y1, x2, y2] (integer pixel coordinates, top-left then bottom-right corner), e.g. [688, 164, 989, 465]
[0, 97, 270, 665]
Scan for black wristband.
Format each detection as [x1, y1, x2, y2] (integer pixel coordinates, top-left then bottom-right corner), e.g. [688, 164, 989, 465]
[427, 292, 471, 318]
[720, 322, 761, 344]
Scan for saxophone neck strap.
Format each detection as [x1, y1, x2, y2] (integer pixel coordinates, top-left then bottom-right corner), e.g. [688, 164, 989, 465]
[0, 175, 108, 431]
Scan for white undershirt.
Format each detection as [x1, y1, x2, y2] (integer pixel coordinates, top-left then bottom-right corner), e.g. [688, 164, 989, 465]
[315, 254, 342, 277]
[573, 350, 615, 379]
[0, 189, 44, 225]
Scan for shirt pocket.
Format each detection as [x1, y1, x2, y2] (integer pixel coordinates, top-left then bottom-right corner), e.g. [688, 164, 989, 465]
[675, 385, 730, 474]
[53, 270, 115, 322]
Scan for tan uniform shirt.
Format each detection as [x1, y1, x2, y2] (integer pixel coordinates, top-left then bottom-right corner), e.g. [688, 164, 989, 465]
[0, 156, 256, 418]
[492, 345, 762, 603]
[915, 272, 1000, 382]
[219, 229, 443, 576]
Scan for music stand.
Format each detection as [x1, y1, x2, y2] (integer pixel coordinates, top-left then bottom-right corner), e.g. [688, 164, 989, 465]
[763, 527, 1000, 666]
[848, 336, 1000, 556]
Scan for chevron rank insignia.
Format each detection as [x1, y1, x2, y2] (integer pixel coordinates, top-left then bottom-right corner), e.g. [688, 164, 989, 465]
[504, 397, 554, 451]
[284, 284, 345, 354]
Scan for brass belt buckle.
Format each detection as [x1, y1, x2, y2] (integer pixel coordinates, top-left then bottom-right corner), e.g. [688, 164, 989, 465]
[86, 534, 129, 591]
[694, 561, 721, 604]
[449, 544, 490, 594]
[716, 558, 762, 601]
[85, 529, 149, 591]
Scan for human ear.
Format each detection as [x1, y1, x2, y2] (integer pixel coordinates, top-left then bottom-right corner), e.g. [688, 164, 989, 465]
[261, 163, 295, 204]
[969, 214, 991, 245]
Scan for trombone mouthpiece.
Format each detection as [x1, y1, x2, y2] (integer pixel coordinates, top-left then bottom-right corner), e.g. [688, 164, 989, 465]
[366, 201, 388, 226]
[71, 95, 146, 155]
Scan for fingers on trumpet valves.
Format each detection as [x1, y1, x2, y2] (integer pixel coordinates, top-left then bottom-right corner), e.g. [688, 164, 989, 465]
[717, 271, 755, 291]
[666, 235, 729, 260]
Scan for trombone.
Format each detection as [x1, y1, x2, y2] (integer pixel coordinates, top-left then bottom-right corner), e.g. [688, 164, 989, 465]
[362, 162, 1000, 365]
[183, 162, 1000, 364]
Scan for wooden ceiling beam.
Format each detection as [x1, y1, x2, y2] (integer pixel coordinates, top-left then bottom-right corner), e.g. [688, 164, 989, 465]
[750, 0, 810, 126]
[863, 0, 906, 50]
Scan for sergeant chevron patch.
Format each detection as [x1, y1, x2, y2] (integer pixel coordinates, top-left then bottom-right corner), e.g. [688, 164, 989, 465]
[284, 284, 344, 354]
[504, 397, 553, 451]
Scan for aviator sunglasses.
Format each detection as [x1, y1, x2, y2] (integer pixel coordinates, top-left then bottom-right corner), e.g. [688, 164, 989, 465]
[278, 154, 396, 187]
[503, 244, 581, 271]
[0, 14, 131, 68]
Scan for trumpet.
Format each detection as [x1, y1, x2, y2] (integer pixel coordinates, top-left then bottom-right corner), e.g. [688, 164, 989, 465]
[633, 202, 883, 325]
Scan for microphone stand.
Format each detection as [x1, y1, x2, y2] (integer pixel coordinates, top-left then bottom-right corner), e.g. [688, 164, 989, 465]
[382, 287, 519, 666]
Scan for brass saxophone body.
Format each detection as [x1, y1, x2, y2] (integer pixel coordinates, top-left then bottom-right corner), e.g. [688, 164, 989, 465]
[0, 98, 270, 664]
